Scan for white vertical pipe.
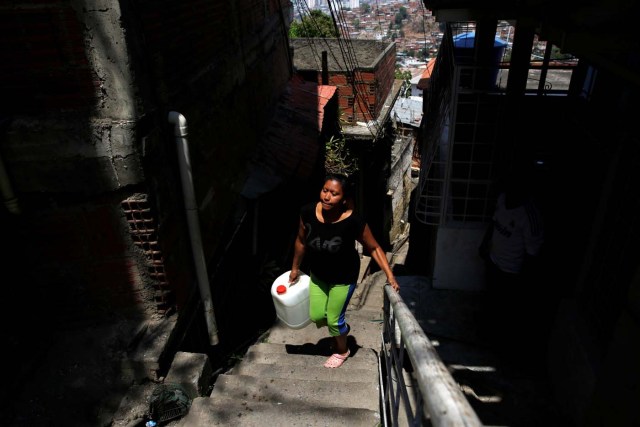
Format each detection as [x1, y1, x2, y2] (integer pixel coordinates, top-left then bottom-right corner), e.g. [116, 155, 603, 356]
[168, 111, 219, 346]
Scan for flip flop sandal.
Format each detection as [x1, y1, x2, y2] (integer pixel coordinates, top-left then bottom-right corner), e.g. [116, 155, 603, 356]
[323, 349, 350, 368]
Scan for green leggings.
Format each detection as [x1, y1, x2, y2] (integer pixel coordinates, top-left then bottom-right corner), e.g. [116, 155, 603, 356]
[309, 274, 356, 337]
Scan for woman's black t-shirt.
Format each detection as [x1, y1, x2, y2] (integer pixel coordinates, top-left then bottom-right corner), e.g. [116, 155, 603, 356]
[300, 202, 365, 284]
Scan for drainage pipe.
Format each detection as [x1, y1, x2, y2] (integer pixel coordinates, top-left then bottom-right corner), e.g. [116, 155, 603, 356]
[0, 151, 20, 214]
[168, 111, 219, 346]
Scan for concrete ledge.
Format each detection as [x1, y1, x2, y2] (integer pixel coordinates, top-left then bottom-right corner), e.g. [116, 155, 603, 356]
[165, 351, 213, 399]
[211, 374, 379, 411]
[121, 315, 178, 381]
[111, 384, 156, 427]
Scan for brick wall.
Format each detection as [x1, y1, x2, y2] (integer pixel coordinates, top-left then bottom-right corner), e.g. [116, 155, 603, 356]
[292, 39, 395, 125]
[374, 45, 397, 116]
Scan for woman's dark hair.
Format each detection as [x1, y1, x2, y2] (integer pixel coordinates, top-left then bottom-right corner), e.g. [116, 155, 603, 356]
[324, 173, 354, 199]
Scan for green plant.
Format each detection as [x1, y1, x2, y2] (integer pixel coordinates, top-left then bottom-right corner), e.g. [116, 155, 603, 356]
[289, 10, 338, 38]
[325, 135, 359, 177]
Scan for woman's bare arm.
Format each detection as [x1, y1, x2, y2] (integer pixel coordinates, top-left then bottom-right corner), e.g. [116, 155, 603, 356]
[360, 224, 400, 291]
[289, 218, 306, 283]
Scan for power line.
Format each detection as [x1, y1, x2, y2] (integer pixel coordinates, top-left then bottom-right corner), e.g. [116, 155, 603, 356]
[293, 1, 350, 78]
[418, 1, 430, 61]
[326, 0, 379, 137]
[293, 1, 389, 138]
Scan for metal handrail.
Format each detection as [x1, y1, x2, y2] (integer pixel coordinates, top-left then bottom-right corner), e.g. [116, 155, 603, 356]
[380, 284, 484, 426]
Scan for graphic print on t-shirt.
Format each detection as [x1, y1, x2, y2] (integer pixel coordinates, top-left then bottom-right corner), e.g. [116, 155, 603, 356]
[306, 224, 344, 253]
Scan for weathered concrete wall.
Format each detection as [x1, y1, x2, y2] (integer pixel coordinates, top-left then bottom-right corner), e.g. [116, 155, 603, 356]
[129, 0, 294, 260]
[3, 118, 143, 194]
[1, 1, 143, 194]
[0, 1, 151, 322]
[0, 0, 294, 326]
[388, 135, 413, 242]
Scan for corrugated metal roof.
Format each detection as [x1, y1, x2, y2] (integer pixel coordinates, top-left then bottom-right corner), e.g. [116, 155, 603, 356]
[241, 76, 337, 199]
[391, 96, 423, 128]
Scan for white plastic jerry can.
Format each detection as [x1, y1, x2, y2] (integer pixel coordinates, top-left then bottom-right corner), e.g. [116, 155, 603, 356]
[270, 270, 311, 329]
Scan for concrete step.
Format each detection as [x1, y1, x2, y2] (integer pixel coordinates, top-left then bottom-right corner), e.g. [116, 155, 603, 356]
[208, 374, 380, 411]
[265, 310, 385, 350]
[230, 361, 377, 383]
[172, 265, 396, 426]
[178, 395, 381, 426]
[244, 342, 379, 370]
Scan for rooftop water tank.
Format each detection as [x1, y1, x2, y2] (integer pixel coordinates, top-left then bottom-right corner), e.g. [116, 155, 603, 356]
[452, 32, 507, 88]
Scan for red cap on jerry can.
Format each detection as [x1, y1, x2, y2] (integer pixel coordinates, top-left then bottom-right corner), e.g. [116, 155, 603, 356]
[276, 285, 287, 294]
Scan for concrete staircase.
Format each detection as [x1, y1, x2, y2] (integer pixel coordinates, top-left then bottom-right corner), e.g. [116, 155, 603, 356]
[176, 257, 390, 426]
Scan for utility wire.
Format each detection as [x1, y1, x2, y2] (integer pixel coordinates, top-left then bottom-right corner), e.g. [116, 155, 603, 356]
[294, 1, 377, 139]
[418, 1, 430, 61]
[294, 1, 350, 79]
[294, 1, 388, 138]
[326, 0, 379, 137]
[293, 0, 323, 71]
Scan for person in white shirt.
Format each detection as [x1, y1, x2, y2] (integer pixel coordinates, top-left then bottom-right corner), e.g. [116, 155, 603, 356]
[478, 169, 545, 355]
[486, 191, 544, 275]
[480, 173, 544, 286]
